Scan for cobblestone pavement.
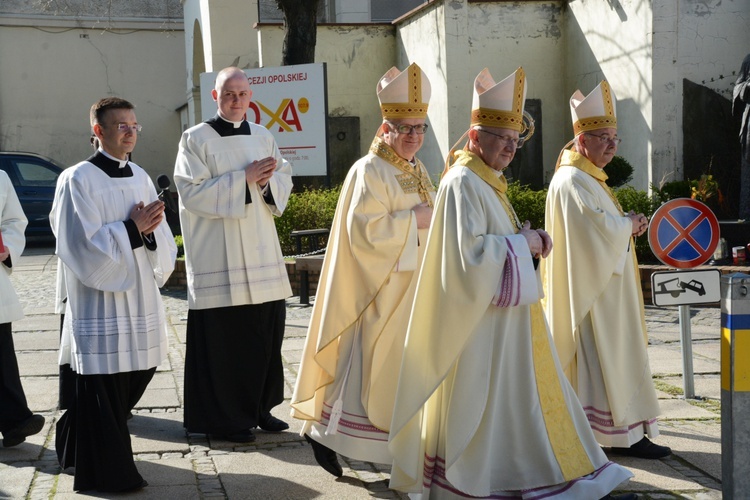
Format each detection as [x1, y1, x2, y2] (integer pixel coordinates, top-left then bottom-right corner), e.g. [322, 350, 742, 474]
[0, 243, 727, 499]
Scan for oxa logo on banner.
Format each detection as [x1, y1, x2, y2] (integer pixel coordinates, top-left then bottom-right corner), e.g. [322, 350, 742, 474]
[200, 63, 328, 176]
[247, 97, 310, 133]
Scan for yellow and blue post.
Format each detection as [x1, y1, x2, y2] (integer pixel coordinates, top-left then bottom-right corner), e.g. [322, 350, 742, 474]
[722, 272, 750, 498]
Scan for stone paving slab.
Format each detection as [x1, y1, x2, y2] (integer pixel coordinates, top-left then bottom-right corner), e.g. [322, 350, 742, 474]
[0, 463, 36, 499]
[130, 412, 190, 454]
[16, 351, 60, 377]
[658, 398, 718, 420]
[18, 376, 59, 413]
[648, 345, 719, 377]
[12, 329, 59, 352]
[658, 420, 722, 482]
[610, 454, 720, 497]
[661, 375, 721, 401]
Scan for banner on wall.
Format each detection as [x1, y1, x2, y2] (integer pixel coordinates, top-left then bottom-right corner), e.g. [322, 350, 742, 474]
[200, 63, 328, 176]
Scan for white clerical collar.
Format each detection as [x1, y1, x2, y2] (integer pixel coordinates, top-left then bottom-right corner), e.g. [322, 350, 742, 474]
[217, 113, 245, 128]
[98, 148, 129, 168]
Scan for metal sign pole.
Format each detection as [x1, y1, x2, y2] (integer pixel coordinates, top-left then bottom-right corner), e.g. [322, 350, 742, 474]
[678, 304, 695, 398]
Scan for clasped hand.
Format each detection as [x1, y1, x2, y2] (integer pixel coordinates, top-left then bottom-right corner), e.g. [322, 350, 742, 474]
[130, 200, 165, 235]
[628, 210, 649, 237]
[519, 221, 552, 259]
[245, 156, 277, 188]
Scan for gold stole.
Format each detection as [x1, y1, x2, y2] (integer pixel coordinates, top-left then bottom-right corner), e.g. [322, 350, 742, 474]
[370, 137, 435, 207]
[453, 149, 594, 480]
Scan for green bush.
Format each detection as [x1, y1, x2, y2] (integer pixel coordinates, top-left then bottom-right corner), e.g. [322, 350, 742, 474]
[614, 186, 658, 263]
[605, 155, 634, 188]
[275, 185, 342, 256]
[507, 181, 547, 229]
[265, 180, 663, 264]
[174, 234, 184, 259]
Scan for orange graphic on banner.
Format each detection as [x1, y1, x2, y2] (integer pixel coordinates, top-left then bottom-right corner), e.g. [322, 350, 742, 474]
[248, 98, 306, 132]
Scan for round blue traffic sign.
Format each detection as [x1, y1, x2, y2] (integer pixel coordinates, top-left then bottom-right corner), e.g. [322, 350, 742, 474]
[647, 198, 719, 269]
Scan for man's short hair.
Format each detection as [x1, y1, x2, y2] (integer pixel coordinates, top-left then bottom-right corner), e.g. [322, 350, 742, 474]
[90, 97, 135, 128]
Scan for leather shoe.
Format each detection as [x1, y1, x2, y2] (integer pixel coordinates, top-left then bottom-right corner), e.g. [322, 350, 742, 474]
[600, 494, 638, 500]
[216, 429, 256, 443]
[3, 414, 45, 447]
[610, 436, 671, 459]
[305, 434, 343, 477]
[258, 412, 289, 432]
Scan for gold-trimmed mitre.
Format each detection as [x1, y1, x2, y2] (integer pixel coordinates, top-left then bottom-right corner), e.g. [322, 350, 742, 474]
[377, 63, 431, 120]
[471, 67, 527, 132]
[570, 80, 618, 135]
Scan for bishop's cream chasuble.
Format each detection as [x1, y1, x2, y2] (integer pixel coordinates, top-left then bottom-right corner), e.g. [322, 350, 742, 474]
[543, 149, 661, 446]
[388, 150, 631, 499]
[290, 138, 436, 463]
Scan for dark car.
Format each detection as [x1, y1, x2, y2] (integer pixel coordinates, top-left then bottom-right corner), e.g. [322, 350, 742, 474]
[0, 151, 64, 236]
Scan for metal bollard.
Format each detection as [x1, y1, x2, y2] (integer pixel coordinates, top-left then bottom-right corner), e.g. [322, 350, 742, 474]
[721, 272, 750, 499]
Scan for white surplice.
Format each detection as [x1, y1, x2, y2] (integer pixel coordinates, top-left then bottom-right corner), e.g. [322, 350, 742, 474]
[0, 170, 27, 324]
[51, 159, 176, 375]
[174, 121, 293, 309]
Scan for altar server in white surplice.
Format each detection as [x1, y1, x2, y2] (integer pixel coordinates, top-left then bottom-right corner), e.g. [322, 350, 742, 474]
[389, 68, 634, 499]
[52, 97, 176, 493]
[175, 67, 293, 444]
[543, 81, 671, 460]
[291, 63, 435, 477]
[0, 170, 45, 449]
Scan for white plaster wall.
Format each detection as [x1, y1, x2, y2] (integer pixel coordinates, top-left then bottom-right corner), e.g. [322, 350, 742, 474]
[398, 1, 566, 182]
[566, 0, 653, 190]
[396, 3, 447, 181]
[0, 24, 185, 180]
[258, 24, 396, 158]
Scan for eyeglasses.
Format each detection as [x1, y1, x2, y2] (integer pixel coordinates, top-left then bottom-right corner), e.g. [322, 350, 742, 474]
[387, 122, 429, 135]
[585, 133, 621, 145]
[475, 128, 524, 149]
[108, 123, 143, 133]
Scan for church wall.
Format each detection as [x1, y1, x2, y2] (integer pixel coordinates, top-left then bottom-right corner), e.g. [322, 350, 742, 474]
[397, 0, 566, 183]
[0, 21, 185, 180]
[257, 23, 396, 162]
[565, 0, 653, 191]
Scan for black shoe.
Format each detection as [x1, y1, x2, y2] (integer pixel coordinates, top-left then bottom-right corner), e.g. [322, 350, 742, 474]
[216, 429, 256, 443]
[305, 434, 343, 477]
[3, 414, 45, 447]
[258, 412, 289, 432]
[600, 494, 638, 500]
[610, 437, 671, 459]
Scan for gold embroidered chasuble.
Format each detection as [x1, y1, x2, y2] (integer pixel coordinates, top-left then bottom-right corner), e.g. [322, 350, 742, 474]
[543, 149, 661, 427]
[388, 150, 625, 496]
[290, 138, 436, 438]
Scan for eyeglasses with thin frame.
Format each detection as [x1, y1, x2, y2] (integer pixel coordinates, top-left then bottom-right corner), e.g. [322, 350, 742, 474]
[475, 128, 525, 149]
[585, 132, 621, 145]
[106, 123, 143, 133]
[387, 122, 429, 135]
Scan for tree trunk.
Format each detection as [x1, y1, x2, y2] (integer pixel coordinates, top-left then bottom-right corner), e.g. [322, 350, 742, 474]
[276, 0, 318, 66]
